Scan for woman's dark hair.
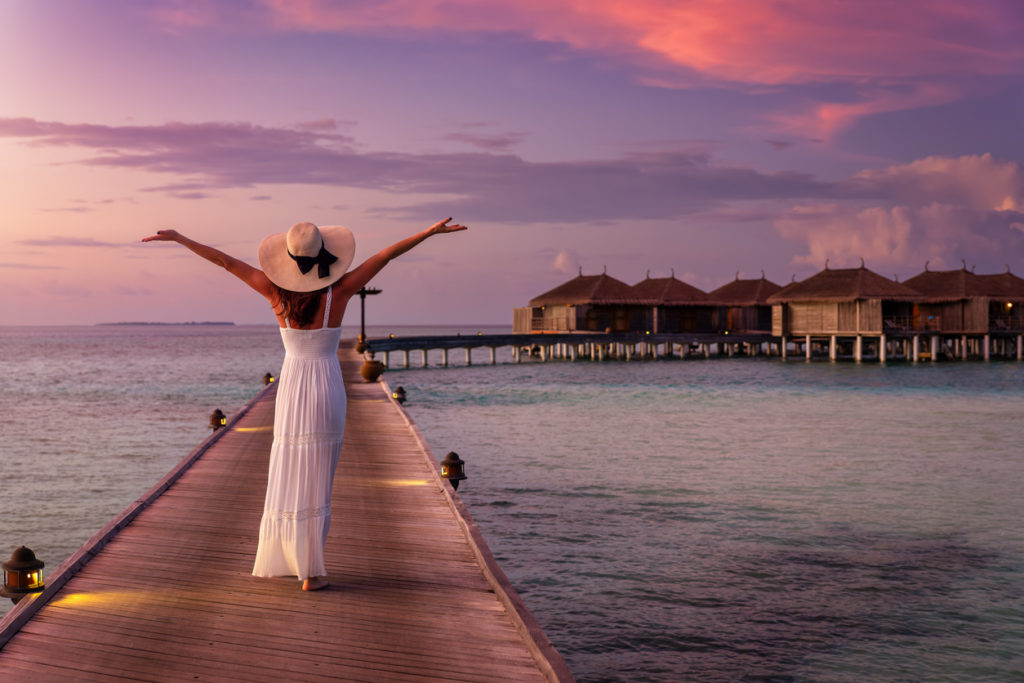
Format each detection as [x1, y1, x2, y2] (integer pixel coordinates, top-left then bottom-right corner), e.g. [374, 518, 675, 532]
[274, 285, 328, 328]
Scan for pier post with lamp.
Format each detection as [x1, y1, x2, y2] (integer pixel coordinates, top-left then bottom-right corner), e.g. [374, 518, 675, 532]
[354, 286, 381, 353]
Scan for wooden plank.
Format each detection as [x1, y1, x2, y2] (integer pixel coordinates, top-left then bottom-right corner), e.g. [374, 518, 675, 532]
[0, 344, 569, 682]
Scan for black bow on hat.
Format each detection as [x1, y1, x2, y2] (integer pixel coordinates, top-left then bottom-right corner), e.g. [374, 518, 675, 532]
[288, 245, 338, 279]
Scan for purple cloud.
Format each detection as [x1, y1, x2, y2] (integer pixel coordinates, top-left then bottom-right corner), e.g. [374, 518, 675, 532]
[443, 130, 525, 151]
[0, 116, 835, 222]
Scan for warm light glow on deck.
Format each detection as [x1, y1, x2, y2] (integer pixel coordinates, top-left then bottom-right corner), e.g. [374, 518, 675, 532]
[51, 589, 159, 608]
[234, 426, 273, 432]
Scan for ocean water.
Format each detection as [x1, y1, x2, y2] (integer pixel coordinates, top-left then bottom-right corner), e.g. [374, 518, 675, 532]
[2, 326, 1023, 682]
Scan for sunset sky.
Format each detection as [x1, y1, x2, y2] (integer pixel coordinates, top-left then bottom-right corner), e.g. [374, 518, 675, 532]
[3, 0, 1024, 325]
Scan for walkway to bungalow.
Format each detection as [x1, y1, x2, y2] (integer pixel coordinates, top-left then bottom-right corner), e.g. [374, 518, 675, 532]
[0, 346, 571, 682]
[367, 332, 775, 367]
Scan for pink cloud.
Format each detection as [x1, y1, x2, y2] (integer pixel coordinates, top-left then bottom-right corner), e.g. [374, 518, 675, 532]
[247, 0, 1023, 136]
[775, 204, 916, 269]
[551, 249, 580, 275]
[776, 155, 1024, 271]
[850, 153, 1024, 211]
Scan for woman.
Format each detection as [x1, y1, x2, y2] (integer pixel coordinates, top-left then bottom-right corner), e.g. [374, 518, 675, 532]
[142, 218, 467, 590]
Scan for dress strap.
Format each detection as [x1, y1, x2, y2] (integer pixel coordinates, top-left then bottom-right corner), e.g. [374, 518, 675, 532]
[322, 286, 333, 327]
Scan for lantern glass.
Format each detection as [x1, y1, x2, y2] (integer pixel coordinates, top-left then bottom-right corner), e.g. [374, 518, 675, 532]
[3, 547, 45, 594]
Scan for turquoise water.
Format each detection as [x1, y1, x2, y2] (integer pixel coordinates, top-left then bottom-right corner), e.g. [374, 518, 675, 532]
[2, 326, 1023, 681]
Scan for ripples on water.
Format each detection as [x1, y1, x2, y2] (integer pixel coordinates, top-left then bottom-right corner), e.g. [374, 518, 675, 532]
[2, 326, 1023, 681]
[394, 360, 1024, 682]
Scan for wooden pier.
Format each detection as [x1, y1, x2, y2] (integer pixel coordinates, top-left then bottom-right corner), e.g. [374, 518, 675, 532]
[0, 346, 571, 681]
[366, 331, 1024, 367]
[367, 332, 774, 367]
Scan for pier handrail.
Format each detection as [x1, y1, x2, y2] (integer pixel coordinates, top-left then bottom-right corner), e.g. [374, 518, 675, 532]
[365, 331, 774, 353]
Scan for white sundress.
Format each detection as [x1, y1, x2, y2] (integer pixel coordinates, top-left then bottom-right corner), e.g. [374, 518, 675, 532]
[253, 287, 346, 580]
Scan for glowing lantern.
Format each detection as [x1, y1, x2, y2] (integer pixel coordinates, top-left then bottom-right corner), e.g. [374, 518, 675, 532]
[2, 546, 44, 601]
[440, 451, 467, 490]
[210, 409, 226, 431]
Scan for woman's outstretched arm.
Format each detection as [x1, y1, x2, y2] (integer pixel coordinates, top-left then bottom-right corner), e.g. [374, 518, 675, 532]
[337, 218, 467, 295]
[141, 229, 276, 299]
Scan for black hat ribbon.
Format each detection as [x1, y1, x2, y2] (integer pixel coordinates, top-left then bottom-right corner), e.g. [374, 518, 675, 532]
[288, 244, 338, 279]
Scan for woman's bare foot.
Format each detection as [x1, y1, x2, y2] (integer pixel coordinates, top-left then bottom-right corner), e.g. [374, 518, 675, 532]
[302, 576, 329, 591]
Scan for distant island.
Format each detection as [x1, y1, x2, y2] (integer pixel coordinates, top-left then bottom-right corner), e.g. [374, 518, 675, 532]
[97, 321, 235, 326]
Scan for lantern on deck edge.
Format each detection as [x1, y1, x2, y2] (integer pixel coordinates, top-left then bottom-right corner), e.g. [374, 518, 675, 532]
[2, 546, 44, 603]
[392, 386, 407, 404]
[210, 408, 226, 431]
[440, 451, 467, 490]
[263, 372, 275, 385]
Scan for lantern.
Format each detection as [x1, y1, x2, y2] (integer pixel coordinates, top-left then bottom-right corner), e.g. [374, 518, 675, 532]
[392, 386, 407, 404]
[440, 451, 467, 490]
[2, 546, 44, 601]
[210, 409, 226, 431]
[263, 372, 275, 385]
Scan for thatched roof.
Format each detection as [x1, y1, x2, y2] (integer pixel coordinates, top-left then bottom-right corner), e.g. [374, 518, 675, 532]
[904, 266, 1024, 301]
[708, 275, 782, 306]
[529, 272, 646, 306]
[767, 265, 922, 303]
[976, 270, 1024, 299]
[902, 268, 989, 301]
[630, 274, 709, 305]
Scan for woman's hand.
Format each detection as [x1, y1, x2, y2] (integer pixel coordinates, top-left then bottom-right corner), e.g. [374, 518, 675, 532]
[141, 229, 182, 243]
[428, 217, 468, 235]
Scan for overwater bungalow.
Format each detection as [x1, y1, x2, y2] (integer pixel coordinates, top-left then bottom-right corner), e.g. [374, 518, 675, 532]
[767, 263, 922, 361]
[902, 265, 993, 333]
[630, 272, 713, 333]
[975, 269, 1024, 331]
[513, 270, 649, 333]
[707, 273, 782, 334]
[902, 265, 1024, 359]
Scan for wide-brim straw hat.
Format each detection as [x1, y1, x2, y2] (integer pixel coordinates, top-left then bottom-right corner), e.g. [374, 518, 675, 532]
[258, 222, 355, 292]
